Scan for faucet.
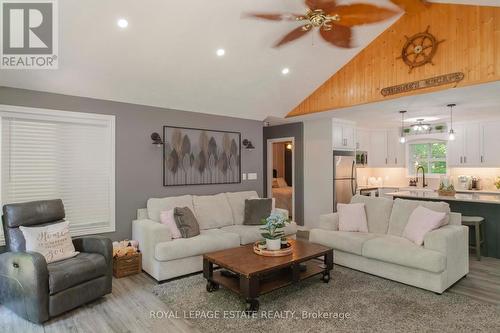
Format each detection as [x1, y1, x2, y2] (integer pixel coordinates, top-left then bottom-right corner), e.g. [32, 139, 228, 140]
[416, 166, 428, 188]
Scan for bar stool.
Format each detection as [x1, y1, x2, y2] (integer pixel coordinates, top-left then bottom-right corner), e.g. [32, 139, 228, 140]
[461, 216, 485, 260]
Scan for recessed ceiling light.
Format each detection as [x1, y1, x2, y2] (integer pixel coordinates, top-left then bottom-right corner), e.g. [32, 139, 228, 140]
[117, 19, 128, 29]
[216, 49, 225, 57]
[281, 68, 290, 75]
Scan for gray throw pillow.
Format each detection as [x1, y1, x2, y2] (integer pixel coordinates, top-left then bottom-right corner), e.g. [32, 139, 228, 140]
[243, 199, 272, 226]
[174, 207, 200, 238]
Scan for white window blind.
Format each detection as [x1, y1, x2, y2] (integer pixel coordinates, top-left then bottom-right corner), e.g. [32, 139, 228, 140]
[0, 106, 115, 245]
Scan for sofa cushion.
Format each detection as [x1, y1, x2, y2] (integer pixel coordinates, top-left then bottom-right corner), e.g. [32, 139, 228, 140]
[337, 203, 368, 232]
[154, 229, 240, 261]
[351, 195, 394, 234]
[243, 198, 272, 225]
[47, 252, 107, 295]
[403, 206, 446, 246]
[309, 230, 380, 255]
[221, 222, 297, 245]
[192, 193, 234, 229]
[388, 199, 450, 237]
[174, 207, 200, 238]
[147, 195, 194, 222]
[225, 191, 259, 225]
[362, 235, 446, 273]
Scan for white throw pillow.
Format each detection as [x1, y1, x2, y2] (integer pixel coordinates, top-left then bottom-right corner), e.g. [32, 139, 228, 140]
[403, 206, 447, 246]
[337, 203, 369, 232]
[19, 221, 79, 263]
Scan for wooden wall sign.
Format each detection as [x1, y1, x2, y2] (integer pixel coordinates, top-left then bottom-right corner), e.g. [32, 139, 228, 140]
[381, 72, 464, 96]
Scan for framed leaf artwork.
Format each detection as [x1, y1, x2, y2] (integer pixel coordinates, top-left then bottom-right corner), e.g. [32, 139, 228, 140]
[163, 126, 241, 186]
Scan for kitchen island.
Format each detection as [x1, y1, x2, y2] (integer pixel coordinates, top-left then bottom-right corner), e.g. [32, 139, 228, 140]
[386, 191, 500, 259]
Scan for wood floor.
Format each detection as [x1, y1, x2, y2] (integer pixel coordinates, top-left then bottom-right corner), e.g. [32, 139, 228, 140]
[1, 256, 499, 333]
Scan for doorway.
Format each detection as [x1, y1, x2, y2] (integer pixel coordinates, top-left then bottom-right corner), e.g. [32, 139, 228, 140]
[267, 138, 295, 221]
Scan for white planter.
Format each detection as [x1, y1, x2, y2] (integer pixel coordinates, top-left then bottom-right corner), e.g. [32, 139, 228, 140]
[266, 238, 281, 251]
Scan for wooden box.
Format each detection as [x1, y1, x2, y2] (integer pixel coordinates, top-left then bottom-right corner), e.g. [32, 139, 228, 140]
[113, 252, 142, 278]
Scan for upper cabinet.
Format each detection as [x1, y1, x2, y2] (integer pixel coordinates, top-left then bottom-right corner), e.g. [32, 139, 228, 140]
[368, 129, 405, 167]
[356, 128, 370, 151]
[481, 121, 500, 166]
[332, 120, 356, 151]
[448, 121, 500, 167]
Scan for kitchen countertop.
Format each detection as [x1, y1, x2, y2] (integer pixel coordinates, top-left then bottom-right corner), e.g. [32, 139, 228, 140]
[358, 185, 500, 195]
[386, 191, 500, 205]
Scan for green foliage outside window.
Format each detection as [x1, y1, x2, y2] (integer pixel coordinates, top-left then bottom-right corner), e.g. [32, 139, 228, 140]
[409, 142, 447, 175]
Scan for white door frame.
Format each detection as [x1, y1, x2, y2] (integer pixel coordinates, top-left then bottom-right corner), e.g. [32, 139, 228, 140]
[267, 137, 295, 221]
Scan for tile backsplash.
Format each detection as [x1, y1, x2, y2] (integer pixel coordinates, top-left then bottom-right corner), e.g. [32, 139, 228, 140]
[357, 167, 500, 190]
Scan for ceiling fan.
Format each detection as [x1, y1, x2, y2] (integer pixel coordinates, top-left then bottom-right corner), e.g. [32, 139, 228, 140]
[244, 0, 420, 48]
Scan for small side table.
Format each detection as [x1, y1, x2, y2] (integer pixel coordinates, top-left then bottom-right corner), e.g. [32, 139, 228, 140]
[461, 216, 485, 261]
[113, 252, 142, 278]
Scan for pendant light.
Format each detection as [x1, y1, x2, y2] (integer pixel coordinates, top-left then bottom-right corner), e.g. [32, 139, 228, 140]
[399, 110, 407, 144]
[447, 103, 456, 141]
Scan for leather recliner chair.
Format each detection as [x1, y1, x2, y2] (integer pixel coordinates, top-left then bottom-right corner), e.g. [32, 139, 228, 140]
[0, 199, 112, 323]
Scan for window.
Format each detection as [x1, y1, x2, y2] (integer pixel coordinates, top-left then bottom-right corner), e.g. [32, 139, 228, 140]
[0, 106, 115, 245]
[408, 141, 447, 176]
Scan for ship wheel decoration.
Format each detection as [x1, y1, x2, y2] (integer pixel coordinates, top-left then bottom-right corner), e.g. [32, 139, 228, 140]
[398, 26, 445, 73]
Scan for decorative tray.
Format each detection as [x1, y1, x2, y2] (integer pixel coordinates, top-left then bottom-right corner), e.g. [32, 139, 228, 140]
[437, 190, 456, 196]
[253, 241, 293, 257]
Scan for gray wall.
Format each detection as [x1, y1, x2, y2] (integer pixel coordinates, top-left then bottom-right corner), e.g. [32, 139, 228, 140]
[0, 87, 263, 242]
[263, 123, 304, 225]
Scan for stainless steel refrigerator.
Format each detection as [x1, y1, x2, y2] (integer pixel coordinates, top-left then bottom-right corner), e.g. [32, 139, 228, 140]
[333, 150, 357, 212]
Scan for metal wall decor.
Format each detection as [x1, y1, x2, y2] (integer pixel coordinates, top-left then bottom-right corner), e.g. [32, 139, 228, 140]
[163, 126, 241, 186]
[398, 26, 445, 73]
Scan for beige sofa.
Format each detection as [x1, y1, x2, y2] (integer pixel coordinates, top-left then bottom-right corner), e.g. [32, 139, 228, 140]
[309, 195, 469, 294]
[132, 191, 297, 281]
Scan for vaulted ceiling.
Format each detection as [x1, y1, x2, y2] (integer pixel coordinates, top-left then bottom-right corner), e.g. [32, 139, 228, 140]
[0, 0, 498, 120]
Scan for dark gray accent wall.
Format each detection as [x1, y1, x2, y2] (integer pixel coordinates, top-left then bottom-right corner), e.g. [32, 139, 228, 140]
[263, 123, 304, 225]
[0, 87, 263, 242]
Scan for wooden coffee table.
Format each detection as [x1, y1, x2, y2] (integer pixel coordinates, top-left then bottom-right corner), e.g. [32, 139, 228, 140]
[203, 239, 333, 313]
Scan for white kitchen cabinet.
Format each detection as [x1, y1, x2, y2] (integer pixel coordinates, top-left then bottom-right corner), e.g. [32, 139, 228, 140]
[356, 128, 370, 151]
[368, 130, 405, 167]
[387, 130, 406, 167]
[369, 130, 388, 167]
[481, 121, 500, 166]
[332, 120, 356, 150]
[448, 122, 483, 167]
[447, 124, 465, 166]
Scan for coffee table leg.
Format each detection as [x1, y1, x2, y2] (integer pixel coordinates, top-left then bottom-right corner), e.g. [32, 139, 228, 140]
[203, 258, 219, 292]
[240, 275, 259, 314]
[322, 250, 334, 283]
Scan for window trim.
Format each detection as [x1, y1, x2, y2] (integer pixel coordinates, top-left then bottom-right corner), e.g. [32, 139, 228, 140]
[0, 104, 116, 246]
[406, 139, 448, 179]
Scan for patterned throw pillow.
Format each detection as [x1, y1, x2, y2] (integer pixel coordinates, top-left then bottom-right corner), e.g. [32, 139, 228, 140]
[19, 221, 79, 263]
[173, 207, 200, 238]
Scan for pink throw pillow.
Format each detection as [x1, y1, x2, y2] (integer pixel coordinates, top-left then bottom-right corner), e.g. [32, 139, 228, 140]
[338, 203, 368, 232]
[160, 209, 182, 239]
[403, 206, 446, 246]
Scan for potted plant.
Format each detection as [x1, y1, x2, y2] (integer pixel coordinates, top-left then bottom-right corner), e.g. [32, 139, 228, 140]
[260, 212, 289, 251]
[403, 128, 411, 134]
[435, 125, 445, 133]
[495, 177, 500, 190]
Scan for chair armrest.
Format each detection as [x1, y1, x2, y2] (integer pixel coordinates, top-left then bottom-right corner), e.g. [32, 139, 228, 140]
[319, 213, 339, 231]
[424, 225, 469, 283]
[273, 208, 289, 219]
[72, 236, 113, 265]
[0, 251, 49, 323]
[132, 219, 172, 273]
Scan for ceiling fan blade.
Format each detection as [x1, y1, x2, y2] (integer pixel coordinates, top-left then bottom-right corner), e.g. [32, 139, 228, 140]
[320, 25, 352, 48]
[333, 4, 400, 27]
[242, 13, 299, 21]
[389, 0, 429, 13]
[305, 0, 337, 12]
[274, 26, 311, 48]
